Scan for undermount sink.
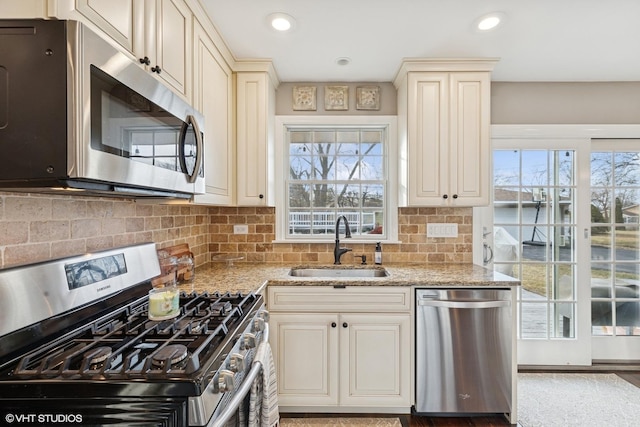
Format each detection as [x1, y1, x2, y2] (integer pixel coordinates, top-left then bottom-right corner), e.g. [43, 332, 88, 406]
[289, 267, 388, 278]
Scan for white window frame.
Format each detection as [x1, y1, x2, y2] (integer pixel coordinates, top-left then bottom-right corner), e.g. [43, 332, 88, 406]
[274, 115, 399, 243]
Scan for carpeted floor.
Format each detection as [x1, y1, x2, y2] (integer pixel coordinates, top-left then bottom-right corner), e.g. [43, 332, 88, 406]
[518, 373, 640, 427]
[279, 418, 401, 427]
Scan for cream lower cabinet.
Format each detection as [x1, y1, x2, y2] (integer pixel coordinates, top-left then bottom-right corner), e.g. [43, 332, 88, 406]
[267, 286, 411, 412]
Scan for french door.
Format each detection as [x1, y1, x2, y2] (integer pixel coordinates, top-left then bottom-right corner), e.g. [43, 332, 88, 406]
[590, 139, 640, 360]
[482, 128, 640, 365]
[491, 138, 591, 365]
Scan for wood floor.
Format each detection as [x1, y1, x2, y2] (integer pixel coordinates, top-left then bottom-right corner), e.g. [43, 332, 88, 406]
[281, 372, 640, 427]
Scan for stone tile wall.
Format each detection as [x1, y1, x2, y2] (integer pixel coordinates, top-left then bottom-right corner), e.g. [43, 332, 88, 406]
[208, 206, 473, 265]
[0, 192, 210, 268]
[0, 192, 473, 269]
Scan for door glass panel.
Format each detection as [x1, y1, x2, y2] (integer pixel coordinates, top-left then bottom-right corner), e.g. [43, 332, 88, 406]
[590, 149, 640, 336]
[494, 149, 577, 340]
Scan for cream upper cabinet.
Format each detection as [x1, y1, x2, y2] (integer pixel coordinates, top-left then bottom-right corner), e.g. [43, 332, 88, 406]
[267, 286, 411, 412]
[32, 0, 192, 101]
[191, 18, 233, 205]
[135, 0, 192, 100]
[395, 59, 497, 207]
[235, 69, 278, 206]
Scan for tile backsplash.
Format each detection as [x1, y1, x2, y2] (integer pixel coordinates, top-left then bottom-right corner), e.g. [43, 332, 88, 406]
[0, 192, 472, 268]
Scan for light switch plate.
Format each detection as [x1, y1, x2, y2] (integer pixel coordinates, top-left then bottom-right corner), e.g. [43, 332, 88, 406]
[233, 224, 249, 234]
[427, 223, 458, 238]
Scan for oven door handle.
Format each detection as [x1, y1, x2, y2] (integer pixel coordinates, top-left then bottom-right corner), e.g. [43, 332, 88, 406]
[208, 323, 269, 427]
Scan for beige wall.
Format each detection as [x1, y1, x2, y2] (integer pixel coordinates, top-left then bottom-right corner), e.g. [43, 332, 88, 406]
[491, 82, 640, 124]
[276, 82, 397, 115]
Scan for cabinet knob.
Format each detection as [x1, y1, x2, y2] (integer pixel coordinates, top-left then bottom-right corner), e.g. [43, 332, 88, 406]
[139, 56, 150, 65]
[342, 322, 348, 328]
[151, 65, 162, 74]
[331, 322, 337, 328]
[443, 194, 448, 199]
[453, 194, 458, 199]
[259, 194, 264, 199]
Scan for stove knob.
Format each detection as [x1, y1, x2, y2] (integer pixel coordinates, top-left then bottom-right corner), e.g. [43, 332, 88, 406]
[253, 317, 265, 332]
[229, 353, 245, 372]
[218, 369, 235, 392]
[243, 333, 257, 349]
[257, 309, 270, 322]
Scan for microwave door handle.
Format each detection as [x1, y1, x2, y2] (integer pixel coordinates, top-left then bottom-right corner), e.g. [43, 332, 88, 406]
[181, 115, 203, 184]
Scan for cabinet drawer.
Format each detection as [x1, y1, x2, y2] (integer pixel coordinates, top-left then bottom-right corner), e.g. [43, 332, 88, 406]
[267, 286, 410, 312]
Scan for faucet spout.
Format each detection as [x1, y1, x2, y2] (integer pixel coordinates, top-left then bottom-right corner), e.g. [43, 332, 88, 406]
[334, 215, 352, 265]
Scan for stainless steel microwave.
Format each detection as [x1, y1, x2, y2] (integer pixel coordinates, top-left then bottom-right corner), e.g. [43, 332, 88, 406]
[0, 19, 204, 198]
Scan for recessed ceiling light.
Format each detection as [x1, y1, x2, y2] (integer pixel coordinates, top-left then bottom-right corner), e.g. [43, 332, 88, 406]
[336, 57, 351, 66]
[267, 13, 296, 32]
[475, 12, 506, 32]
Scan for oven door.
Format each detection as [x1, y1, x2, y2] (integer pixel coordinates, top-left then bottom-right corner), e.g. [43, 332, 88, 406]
[78, 21, 205, 196]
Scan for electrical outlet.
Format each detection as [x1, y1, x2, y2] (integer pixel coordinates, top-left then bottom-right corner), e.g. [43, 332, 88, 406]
[233, 224, 249, 234]
[427, 223, 458, 238]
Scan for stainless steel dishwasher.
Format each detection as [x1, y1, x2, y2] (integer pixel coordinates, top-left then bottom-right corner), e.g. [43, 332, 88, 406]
[415, 288, 512, 415]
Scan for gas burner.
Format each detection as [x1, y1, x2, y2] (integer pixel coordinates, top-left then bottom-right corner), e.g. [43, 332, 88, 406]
[151, 344, 188, 368]
[210, 301, 232, 316]
[85, 346, 113, 367]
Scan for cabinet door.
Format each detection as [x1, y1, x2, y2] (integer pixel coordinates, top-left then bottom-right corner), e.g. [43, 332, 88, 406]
[74, 0, 136, 52]
[270, 313, 339, 406]
[449, 72, 490, 205]
[407, 72, 449, 205]
[147, 0, 192, 99]
[339, 313, 410, 407]
[192, 20, 233, 205]
[236, 72, 275, 206]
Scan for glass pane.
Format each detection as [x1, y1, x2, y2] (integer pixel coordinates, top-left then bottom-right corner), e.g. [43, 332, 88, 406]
[555, 266, 574, 300]
[289, 184, 311, 208]
[313, 142, 335, 156]
[313, 183, 335, 208]
[361, 141, 383, 155]
[520, 302, 548, 339]
[521, 263, 547, 297]
[552, 150, 575, 186]
[336, 156, 360, 179]
[494, 187, 520, 224]
[314, 131, 335, 143]
[362, 184, 384, 207]
[591, 190, 611, 224]
[289, 210, 311, 235]
[613, 226, 640, 261]
[613, 152, 640, 187]
[361, 156, 384, 180]
[310, 210, 335, 235]
[554, 302, 575, 338]
[312, 156, 336, 180]
[336, 130, 358, 143]
[493, 150, 520, 186]
[521, 150, 548, 187]
[591, 228, 612, 260]
[616, 301, 639, 334]
[337, 184, 361, 207]
[591, 152, 613, 187]
[290, 155, 312, 179]
[289, 130, 311, 144]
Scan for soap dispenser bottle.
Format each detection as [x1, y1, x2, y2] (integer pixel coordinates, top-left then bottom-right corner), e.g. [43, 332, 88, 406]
[374, 242, 382, 265]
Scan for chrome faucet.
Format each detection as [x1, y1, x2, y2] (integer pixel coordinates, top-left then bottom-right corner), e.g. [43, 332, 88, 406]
[334, 215, 352, 264]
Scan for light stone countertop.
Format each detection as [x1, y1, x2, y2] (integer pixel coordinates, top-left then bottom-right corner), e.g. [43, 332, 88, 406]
[177, 262, 520, 295]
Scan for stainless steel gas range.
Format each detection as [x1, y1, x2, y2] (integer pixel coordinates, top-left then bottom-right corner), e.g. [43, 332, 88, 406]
[0, 243, 269, 426]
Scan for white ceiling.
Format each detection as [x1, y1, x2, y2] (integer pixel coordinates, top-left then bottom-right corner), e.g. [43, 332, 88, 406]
[200, 0, 640, 83]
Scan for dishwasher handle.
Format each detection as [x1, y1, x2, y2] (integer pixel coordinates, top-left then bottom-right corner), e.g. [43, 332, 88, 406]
[417, 299, 510, 309]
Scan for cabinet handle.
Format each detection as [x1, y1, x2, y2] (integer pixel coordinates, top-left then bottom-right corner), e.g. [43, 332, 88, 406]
[443, 194, 448, 199]
[331, 322, 337, 328]
[452, 194, 458, 199]
[342, 322, 348, 328]
[139, 56, 150, 65]
[151, 65, 162, 74]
